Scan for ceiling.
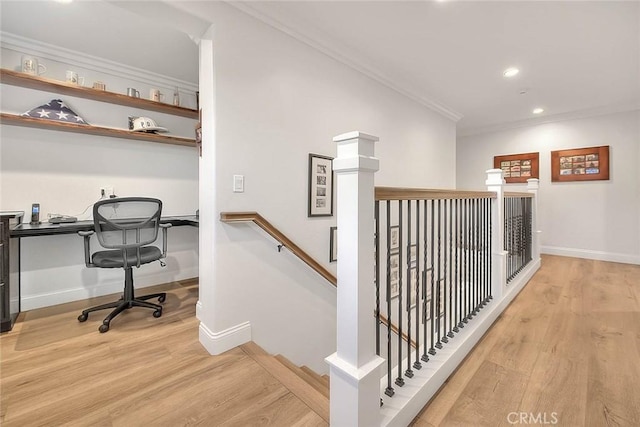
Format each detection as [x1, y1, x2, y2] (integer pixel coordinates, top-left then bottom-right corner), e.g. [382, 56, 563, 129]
[232, 0, 640, 135]
[0, 0, 199, 84]
[1, 1, 638, 135]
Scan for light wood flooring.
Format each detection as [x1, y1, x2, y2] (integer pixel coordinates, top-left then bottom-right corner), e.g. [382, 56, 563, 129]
[412, 255, 640, 427]
[1, 255, 639, 426]
[0, 278, 327, 426]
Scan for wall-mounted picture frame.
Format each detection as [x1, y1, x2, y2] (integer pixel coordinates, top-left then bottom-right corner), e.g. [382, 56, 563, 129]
[409, 244, 417, 266]
[308, 153, 334, 217]
[551, 145, 610, 182]
[389, 225, 400, 253]
[389, 253, 400, 299]
[329, 226, 337, 262]
[409, 267, 418, 308]
[493, 152, 540, 184]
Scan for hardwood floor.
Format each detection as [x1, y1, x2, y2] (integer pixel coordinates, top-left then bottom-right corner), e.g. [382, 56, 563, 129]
[412, 255, 640, 427]
[2, 255, 638, 426]
[0, 278, 326, 427]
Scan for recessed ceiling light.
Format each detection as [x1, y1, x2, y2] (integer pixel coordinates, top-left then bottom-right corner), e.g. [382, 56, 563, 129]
[503, 67, 520, 78]
[53, 0, 73, 3]
[533, 108, 544, 114]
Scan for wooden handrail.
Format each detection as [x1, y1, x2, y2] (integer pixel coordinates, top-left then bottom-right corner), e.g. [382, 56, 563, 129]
[378, 313, 417, 349]
[376, 187, 496, 201]
[220, 211, 416, 349]
[504, 192, 534, 198]
[220, 212, 337, 286]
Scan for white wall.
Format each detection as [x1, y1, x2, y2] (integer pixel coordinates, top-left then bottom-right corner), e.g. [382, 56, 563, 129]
[185, 2, 457, 373]
[457, 110, 640, 265]
[0, 41, 200, 310]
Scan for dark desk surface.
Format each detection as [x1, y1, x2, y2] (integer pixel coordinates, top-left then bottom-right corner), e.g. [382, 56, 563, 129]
[10, 215, 198, 238]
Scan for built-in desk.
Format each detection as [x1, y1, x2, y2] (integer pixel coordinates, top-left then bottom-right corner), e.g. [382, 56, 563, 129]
[3, 215, 198, 332]
[10, 215, 199, 238]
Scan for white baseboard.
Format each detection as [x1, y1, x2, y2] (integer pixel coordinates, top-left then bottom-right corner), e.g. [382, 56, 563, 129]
[20, 267, 199, 311]
[541, 245, 640, 265]
[199, 321, 252, 355]
[381, 259, 541, 427]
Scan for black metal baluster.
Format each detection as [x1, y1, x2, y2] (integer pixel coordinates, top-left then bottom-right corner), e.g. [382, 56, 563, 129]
[405, 200, 413, 379]
[527, 197, 532, 263]
[459, 199, 466, 327]
[395, 201, 404, 388]
[488, 198, 493, 300]
[422, 200, 429, 363]
[429, 199, 436, 355]
[464, 198, 471, 324]
[435, 199, 443, 350]
[475, 198, 480, 312]
[453, 198, 460, 333]
[441, 199, 449, 344]
[504, 198, 509, 282]
[470, 199, 476, 317]
[483, 198, 489, 305]
[447, 198, 454, 338]
[384, 201, 394, 397]
[414, 200, 422, 370]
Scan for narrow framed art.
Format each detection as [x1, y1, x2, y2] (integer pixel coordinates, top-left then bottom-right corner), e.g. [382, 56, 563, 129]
[308, 154, 334, 217]
[493, 152, 539, 184]
[551, 145, 609, 182]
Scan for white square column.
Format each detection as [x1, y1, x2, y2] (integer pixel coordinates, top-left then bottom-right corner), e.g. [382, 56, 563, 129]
[326, 131, 385, 427]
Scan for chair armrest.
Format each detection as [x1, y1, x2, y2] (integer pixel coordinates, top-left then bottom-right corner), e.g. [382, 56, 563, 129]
[77, 230, 95, 267]
[159, 223, 172, 258]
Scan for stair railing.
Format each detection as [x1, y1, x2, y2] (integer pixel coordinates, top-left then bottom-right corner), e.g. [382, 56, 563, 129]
[328, 132, 541, 426]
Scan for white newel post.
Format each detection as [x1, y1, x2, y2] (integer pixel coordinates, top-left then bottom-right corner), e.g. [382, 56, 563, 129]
[527, 178, 541, 261]
[486, 169, 507, 299]
[326, 132, 385, 427]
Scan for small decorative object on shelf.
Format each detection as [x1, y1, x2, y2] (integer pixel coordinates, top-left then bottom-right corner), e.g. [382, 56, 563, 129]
[173, 87, 180, 106]
[21, 55, 46, 76]
[65, 70, 84, 86]
[128, 116, 168, 133]
[21, 99, 88, 125]
[92, 81, 106, 91]
[150, 88, 163, 102]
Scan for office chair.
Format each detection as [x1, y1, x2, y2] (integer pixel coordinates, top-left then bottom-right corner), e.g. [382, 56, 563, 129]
[77, 197, 171, 333]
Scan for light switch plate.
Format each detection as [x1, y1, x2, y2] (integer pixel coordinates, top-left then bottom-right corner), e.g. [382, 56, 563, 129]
[233, 175, 244, 193]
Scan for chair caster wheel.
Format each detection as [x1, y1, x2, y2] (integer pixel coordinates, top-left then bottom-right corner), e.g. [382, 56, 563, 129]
[99, 324, 109, 333]
[78, 313, 88, 322]
[158, 295, 166, 303]
[153, 310, 162, 318]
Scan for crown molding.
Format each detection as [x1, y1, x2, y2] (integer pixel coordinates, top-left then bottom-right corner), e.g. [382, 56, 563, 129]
[458, 101, 640, 138]
[227, 2, 463, 123]
[0, 31, 199, 93]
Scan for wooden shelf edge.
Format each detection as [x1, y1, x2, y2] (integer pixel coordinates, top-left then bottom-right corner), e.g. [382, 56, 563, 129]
[1, 69, 199, 119]
[1, 113, 196, 148]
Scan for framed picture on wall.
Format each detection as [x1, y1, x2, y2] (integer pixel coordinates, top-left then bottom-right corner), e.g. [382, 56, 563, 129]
[493, 152, 540, 184]
[389, 226, 400, 253]
[551, 145, 610, 182]
[308, 154, 334, 217]
[389, 253, 400, 298]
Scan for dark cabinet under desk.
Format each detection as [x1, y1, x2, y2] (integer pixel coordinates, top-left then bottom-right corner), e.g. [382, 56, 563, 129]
[1, 212, 23, 332]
